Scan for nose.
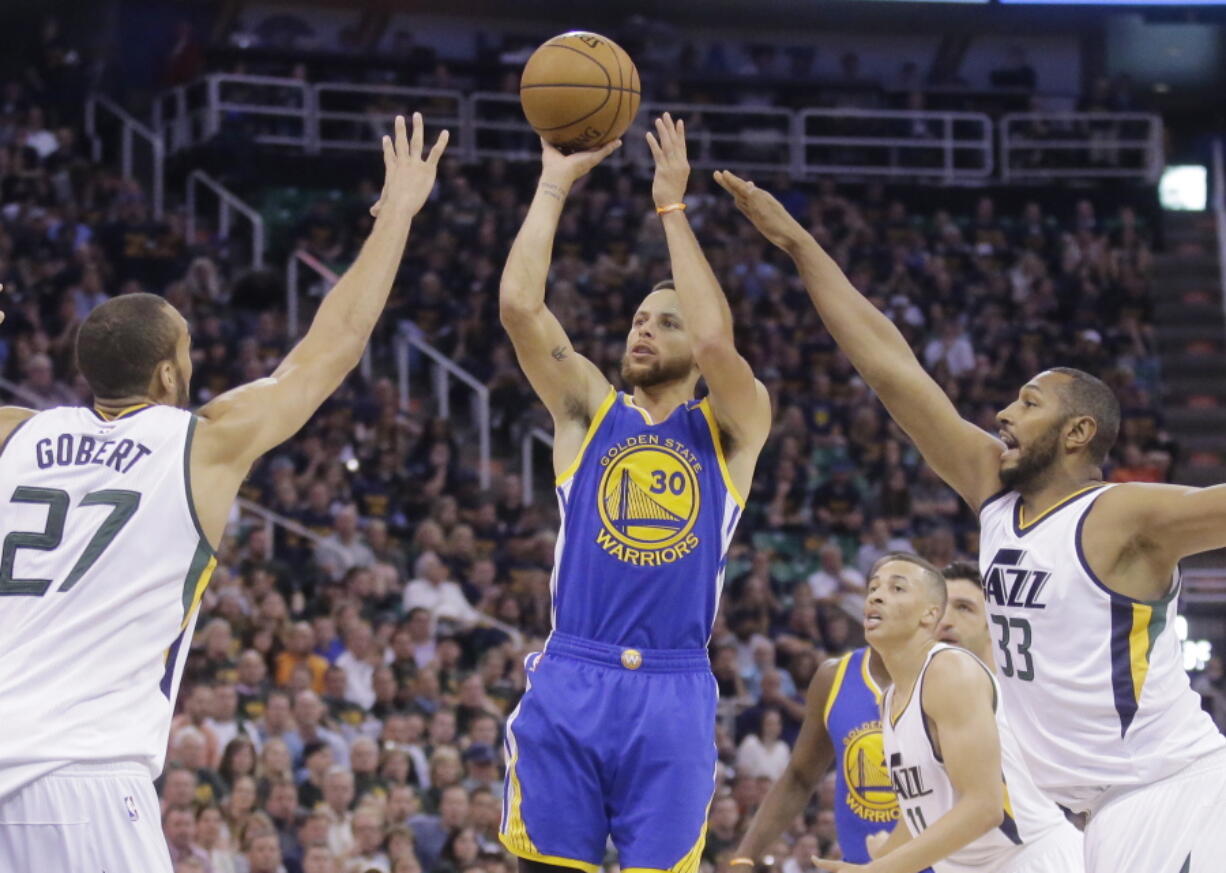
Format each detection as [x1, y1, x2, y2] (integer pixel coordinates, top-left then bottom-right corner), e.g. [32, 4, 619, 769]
[995, 405, 1012, 428]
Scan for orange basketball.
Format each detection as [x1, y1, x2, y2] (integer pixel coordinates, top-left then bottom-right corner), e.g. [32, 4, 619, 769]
[519, 31, 641, 153]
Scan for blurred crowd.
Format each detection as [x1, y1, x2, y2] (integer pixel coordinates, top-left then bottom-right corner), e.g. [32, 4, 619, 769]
[0, 22, 1207, 873]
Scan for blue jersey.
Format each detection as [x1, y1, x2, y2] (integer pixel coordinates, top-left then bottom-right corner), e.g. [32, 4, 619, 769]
[551, 389, 744, 650]
[824, 648, 908, 865]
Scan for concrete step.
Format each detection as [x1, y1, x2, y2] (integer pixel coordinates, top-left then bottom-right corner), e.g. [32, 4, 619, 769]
[1156, 323, 1225, 344]
[1161, 354, 1226, 378]
[1152, 253, 1220, 276]
[1166, 406, 1226, 432]
[1175, 433, 1226, 454]
[1178, 463, 1226, 487]
[1155, 299, 1223, 324]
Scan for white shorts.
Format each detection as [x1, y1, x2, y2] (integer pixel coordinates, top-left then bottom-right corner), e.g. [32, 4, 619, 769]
[0, 761, 171, 873]
[1085, 747, 1226, 873]
[1002, 822, 1084, 873]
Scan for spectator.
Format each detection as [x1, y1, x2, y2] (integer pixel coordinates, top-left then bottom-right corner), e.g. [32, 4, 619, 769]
[735, 708, 791, 780]
[316, 504, 376, 581]
[275, 623, 329, 693]
[165, 805, 212, 872]
[402, 551, 483, 631]
[348, 806, 392, 872]
[322, 765, 357, 858]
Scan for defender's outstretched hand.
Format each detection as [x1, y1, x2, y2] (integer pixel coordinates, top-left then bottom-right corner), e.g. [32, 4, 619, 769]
[370, 112, 450, 218]
[646, 112, 689, 208]
[713, 170, 808, 253]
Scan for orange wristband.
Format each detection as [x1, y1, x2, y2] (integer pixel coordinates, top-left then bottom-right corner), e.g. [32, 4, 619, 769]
[656, 202, 687, 215]
[729, 859, 754, 867]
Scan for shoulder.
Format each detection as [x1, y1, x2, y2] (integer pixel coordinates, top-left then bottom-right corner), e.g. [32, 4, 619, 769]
[922, 649, 993, 715]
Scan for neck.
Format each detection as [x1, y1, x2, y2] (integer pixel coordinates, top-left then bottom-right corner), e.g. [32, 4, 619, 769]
[1017, 465, 1102, 518]
[93, 395, 157, 417]
[876, 632, 938, 701]
[630, 380, 696, 423]
[865, 647, 891, 688]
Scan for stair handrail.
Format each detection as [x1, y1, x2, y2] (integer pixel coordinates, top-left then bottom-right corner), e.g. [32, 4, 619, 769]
[84, 94, 166, 219]
[394, 327, 491, 490]
[284, 249, 375, 384]
[1213, 138, 1226, 319]
[521, 427, 554, 506]
[0, 377, 53, 410]
[186, 170, 266, 269]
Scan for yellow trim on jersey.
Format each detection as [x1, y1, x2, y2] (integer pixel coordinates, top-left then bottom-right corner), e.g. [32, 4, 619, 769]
[697, 399, 745, 509]
[1016, 483, 1103, 529]
[554, 388, 617, 486]
[623, 394, 655, 424]
[93, 403, 153, 421]
[1128, 602, 1155, 703]
[1002, 782, 1016, 819]
[860, 649, 884, 702]
[824, 652, 854, 727]
[180, 557, 217, 631]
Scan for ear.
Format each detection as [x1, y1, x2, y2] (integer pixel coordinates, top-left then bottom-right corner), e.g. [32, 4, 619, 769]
[1063, 414, 1098, 453]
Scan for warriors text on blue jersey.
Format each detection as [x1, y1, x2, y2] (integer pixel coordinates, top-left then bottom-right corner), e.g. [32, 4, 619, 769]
[549, 389, 744, 650]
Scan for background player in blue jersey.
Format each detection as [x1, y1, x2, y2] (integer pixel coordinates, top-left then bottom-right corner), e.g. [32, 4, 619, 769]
[730, 647, 930, 871]
[496, 115, 772, 873]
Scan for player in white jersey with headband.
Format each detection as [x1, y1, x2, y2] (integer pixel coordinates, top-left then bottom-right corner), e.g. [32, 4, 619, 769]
[816, 554, 1081, 873]
[715, 171, 1226, 873]
[0, 114, 447, 871]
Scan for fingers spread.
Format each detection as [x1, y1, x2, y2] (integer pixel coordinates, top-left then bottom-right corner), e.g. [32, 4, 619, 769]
[427, 129, 450, 165]
[409, 111, 424, 160]
[382, 135, 394, 171]
[645, 132, 661, 160]
[394, 114, 409, 158]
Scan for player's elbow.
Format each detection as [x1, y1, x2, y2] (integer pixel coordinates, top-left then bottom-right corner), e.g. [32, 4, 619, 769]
[972, 800, 1005, 834]
[498, 294, 542, 329]
[691, 334, 739, 370]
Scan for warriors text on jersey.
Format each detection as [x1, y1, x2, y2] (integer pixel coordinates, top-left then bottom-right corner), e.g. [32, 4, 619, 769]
[0, 405, 215, 802]
[549, 389, 744, 649]
[824, 648, 903, 865]
[882, 645, 1069, 872]
[978, 484, 1225, 812]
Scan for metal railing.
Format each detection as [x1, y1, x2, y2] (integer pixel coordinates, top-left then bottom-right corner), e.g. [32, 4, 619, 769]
[84, 95, 166, 218]
[0, 377, 52, 410]
[185, 170, 266, 270]
[521, 427, 554, 506]
[314, 83, 465, 153]
[395, 327, 491, 489]
[235, 497, 346, 561]
[799, 108, 992, 182]
[285, 249, 372, 380]
[1001, 112, 1164, 183]
[1214, 138, 1226, 319]
[146, 74, 1165, 184]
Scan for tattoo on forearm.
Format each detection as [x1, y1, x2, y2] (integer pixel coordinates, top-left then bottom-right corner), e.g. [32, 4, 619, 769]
[551, 345, 569, 361]
[539, 182, 566, 202]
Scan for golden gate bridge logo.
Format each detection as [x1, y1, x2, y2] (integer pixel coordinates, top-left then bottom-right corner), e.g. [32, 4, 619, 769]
[597, 444, 700, 551]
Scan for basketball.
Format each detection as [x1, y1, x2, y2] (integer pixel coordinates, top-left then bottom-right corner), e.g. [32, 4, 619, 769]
[519, 31, 641, 153]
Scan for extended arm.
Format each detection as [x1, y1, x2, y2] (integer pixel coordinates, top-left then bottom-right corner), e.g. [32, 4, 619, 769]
[190, 114, 446, 541]
[499, 140, 619, 435]
[648, 116, 770, 455]
[713, 171, 1004, 512]
[734, 659, 839, 862]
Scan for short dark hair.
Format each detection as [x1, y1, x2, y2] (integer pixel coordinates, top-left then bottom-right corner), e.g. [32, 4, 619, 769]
[1046, 367, 1120, 465]
[76, 293, 180, 400]
[650, 279, 675, 293]
[941, 561, 981, 586]
[870, 551, 947, 613]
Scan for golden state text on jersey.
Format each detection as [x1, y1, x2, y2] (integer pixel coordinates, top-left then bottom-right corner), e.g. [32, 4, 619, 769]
[550, 390, 744, 650]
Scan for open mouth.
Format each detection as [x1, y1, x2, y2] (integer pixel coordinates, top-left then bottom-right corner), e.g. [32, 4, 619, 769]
[938, 631, 959, 644]
[864, 609, 883, 630]
[999, 430, 1019, 450]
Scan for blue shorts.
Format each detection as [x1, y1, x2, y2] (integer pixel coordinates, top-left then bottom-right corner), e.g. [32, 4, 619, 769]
[500, 632, 718, 873]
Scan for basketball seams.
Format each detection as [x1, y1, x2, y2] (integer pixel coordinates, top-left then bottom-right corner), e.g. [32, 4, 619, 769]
[520, 32, 640, 147]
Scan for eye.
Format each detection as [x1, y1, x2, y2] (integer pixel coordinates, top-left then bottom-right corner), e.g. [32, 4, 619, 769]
[1023, 400, 1036, 408]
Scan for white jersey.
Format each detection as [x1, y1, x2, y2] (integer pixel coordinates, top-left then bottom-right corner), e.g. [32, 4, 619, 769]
[978, 484, 1225, 813]
[881, 644, 1069, 873]
[0, 405, 215, 801]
